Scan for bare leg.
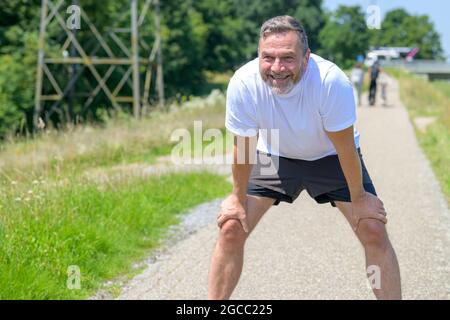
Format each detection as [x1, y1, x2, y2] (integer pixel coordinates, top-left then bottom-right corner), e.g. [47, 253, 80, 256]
[335, 201, 402, 299]
[208, 195, 275, 299]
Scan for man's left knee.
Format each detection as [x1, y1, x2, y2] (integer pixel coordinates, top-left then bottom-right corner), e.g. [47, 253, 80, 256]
[357, 219, 389, 250]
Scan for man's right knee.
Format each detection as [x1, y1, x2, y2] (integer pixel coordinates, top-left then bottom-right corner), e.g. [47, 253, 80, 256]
[219, 219, 247, 247]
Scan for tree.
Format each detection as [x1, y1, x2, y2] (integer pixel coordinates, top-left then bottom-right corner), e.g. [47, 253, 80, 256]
[293, 0, 325, 53]
[159, 0, 209, 96]
[233, 0, 325, 59]
[0, 1, 131, 137]
[370, 8, 443, 60]
[0, 0, 327, 139]
[318, 5, 369, 68]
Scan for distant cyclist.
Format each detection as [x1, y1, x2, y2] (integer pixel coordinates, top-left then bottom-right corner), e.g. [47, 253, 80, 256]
[368, 60, 380, 106]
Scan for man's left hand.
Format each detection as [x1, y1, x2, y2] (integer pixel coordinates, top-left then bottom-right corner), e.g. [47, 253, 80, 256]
[351, 192, 387, 232]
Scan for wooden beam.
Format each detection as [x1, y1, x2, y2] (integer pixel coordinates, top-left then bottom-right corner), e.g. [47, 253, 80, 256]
[34, 0, 49, 130]
[44, 57, 150, 65]
[155, 0, 165, 110]
[114, 96, 135, 103]
[131, 0, 141, 118]
[42, 94, 63, 101]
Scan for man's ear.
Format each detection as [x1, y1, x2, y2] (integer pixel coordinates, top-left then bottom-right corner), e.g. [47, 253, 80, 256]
[304, 49, 311, 64]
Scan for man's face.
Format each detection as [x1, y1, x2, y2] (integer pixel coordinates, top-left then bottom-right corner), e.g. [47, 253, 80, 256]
[259, 31, 310, 95]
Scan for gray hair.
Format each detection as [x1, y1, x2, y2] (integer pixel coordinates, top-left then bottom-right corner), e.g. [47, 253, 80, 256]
[259, 15, 309, 54]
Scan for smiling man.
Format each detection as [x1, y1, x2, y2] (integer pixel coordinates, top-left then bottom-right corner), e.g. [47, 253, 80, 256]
[208, 15, 401, 300]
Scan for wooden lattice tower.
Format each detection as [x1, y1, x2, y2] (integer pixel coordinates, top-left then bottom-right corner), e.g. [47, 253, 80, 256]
[34, 0, 165, 129]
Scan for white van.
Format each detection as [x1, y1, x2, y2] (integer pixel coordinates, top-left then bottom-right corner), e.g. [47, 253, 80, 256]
[364, 47, 419, 67]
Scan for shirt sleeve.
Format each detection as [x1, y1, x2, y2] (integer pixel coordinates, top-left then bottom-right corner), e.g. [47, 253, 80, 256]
[225, 76, 258, 137]
[319, 66, 357, 132]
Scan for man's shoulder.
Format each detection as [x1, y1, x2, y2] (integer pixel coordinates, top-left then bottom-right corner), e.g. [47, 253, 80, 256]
[309, 54, 350, 90]
[231, 57, 260, 82]
[309, 53, 344, 82]
[227, 58, 261, 96]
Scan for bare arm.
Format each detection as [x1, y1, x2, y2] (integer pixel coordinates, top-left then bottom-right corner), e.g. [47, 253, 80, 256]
[326, 126, 365, 201]
[326, 126, 387, 230]
[231, 135, 257, 200]
[217, 135, 257, 232]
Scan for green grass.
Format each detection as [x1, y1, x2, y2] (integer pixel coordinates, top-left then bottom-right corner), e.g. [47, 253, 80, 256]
[0, 91, 233, 299]
[200, 71, 232, 95]
[433, 81, 450, 99]
[0, 171, 230, 299]
[390, 69, 450, 203]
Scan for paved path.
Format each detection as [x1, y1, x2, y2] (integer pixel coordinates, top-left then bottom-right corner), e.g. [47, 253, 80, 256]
[118, 78, 450, 300]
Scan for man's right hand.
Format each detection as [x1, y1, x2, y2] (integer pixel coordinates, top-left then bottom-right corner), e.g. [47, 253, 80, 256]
[217, 194, 249, 233]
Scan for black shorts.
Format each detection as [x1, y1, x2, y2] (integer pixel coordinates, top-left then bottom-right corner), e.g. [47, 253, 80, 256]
[247, 149, 377, 207]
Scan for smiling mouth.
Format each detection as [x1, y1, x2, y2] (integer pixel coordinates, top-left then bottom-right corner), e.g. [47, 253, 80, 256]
[269, 74, 290, 80]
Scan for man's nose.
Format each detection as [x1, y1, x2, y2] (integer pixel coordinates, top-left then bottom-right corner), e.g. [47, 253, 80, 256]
[271, 58, 285, 73]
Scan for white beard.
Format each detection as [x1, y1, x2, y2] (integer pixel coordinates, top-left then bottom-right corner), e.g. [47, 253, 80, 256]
[265, 77, 296, 95]
[262, 65, 306, 95]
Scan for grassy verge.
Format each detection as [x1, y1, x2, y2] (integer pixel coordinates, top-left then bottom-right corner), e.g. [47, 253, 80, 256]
[0, 171, 230, 299]
[0, 94, 227, 179]
[0, 90, 233, 299]
[390, 69, 450, 204]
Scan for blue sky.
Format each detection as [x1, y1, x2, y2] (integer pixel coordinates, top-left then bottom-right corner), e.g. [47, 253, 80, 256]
[323, 0, 450, 60]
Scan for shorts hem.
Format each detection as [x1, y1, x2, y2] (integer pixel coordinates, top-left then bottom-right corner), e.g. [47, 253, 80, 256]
[247, 185, 294, 206]
[313, 183, 377, 207]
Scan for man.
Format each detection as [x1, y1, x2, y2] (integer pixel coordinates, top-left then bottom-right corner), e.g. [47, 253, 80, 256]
[378, 68, 391, 106]
[208, 16, 401, 300]
[351, 62, 364, 106]
[368, 60, 380, 106]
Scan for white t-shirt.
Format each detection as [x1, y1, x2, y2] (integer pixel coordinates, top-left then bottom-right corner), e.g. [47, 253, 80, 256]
[351, 68, 364, 84]
[225, 53, 360, 161]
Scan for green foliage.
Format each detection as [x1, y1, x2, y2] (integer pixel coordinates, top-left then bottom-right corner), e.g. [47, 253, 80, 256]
[0, 0, 323, 139]
[370, 8, 443, 59]
[231, 0, 325, 59]
[392, 70, 450, 204]
[0, 0, 41, 52]
[160, 0, 325, 91]
[0, 32, 39, 138]
[0, 1, 445, 140]
[160, 0, 209, 96]
[293, 0, 325, 52]
[318, 5, 369, 69]
[0, 96, 21, 139]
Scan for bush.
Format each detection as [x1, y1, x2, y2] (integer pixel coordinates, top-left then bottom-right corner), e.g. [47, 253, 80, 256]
[0, 32, 38, 139]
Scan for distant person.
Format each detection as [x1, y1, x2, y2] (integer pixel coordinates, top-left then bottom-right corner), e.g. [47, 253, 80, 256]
[368, 61, 380, 106]
[377, 69, 390, 106]
[209, 15, 401, 300]
[351, 62, 364, 106]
